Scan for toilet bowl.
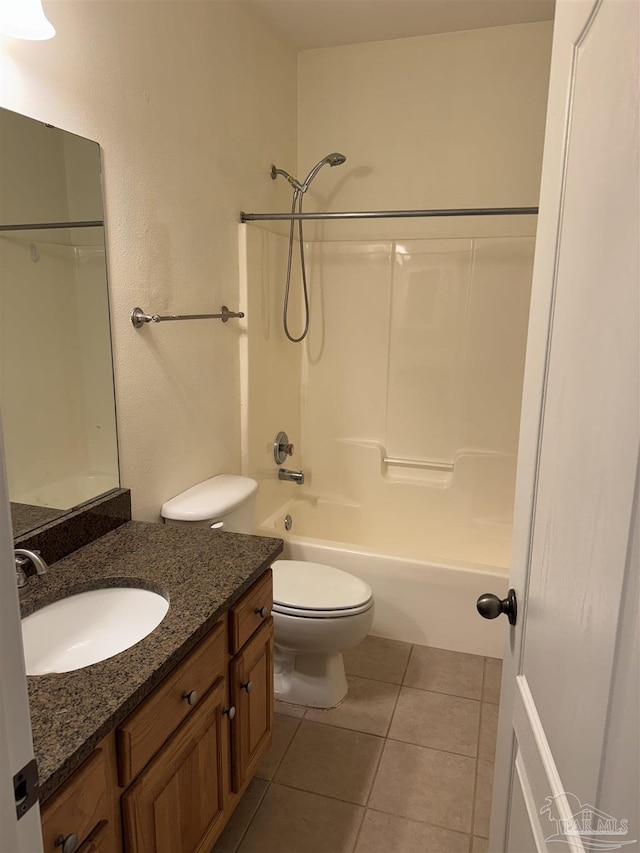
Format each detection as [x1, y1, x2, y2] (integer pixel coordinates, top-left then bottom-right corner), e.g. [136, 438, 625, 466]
[161, 475, 374, 708]
[271, 559, 374, 708]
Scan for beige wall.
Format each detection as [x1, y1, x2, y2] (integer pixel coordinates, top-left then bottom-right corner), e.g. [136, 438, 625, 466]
[298, 22, 553, 220]
[0, 2, 296, 520]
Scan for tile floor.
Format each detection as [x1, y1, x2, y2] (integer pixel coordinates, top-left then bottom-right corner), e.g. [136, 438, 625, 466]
[213, 636, 502, 853]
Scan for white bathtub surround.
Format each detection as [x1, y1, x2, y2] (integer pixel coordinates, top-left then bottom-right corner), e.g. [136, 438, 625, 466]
[242, 228, 530, 661]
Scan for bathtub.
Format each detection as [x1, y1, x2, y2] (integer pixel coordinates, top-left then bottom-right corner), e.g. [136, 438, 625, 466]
[14, 472, 119, 510]
[257, 496, 509, 659]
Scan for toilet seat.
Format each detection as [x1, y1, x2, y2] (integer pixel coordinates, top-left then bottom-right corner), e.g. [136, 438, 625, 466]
[272, 560, 373, 619]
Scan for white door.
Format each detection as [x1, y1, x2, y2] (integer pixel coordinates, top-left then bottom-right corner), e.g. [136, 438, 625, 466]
[489, 0, 639, 850]
[0, 417, 43, 852]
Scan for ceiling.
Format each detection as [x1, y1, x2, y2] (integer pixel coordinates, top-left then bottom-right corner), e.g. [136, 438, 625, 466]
[244, 0, 555, 51]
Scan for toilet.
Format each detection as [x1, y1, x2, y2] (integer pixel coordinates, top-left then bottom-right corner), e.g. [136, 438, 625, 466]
[161, 475, 374, 708]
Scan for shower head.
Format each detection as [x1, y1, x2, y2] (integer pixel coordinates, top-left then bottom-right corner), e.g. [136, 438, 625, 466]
[301, 152, 347, 191]
[271, 164, 304, 193]
[270, 152, 347, 195]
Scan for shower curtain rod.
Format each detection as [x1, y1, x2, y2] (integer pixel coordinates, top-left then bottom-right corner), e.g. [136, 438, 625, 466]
[240, 206, 538, 222]
[0, 220, 104, 231]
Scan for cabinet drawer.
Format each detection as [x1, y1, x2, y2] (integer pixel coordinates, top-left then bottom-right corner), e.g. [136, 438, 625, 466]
[229, 570, 273, 654]
[41, 747, 110, 853]
[117, 615, 227, 787]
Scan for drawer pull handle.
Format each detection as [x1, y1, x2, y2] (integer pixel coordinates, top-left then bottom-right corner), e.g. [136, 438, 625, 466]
[241, 681, 253, 693]
[55, 834, 78, 853]
[182, 690, 198, 706]
[254, 606, 269, 618]
[223, 706, 236, 720]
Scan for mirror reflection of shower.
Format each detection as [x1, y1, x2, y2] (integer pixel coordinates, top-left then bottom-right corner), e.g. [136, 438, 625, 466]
[271, 153, 347, 342]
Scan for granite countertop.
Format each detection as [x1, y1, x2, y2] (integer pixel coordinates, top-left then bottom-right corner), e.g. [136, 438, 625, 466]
[22, 520, 283, 802]
[11, 502, 67, 539]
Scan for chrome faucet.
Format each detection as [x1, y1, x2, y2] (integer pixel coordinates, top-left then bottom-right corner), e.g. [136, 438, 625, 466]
[15, 549, 49, 591]
[278, 469, 305, 486]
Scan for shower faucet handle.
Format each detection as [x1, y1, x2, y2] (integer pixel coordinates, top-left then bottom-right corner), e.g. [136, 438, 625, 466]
[274, 431, 294, 465]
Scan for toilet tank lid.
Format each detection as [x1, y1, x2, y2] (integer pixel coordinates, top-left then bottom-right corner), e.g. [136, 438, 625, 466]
[161, 475, 258, 522]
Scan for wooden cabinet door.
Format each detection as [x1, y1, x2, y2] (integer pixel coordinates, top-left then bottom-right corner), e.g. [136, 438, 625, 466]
[40, 745, 118, 853]
[76, 819, 114, 853]
[230, 618, 274, 793]
[122, 676, 230, 853]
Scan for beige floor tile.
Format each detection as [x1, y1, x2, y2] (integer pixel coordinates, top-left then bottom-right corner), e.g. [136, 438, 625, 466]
[404, 645, 484, 699]
[389, 687, 480, 757]
[473, 760, 494, 838]
[355, 809, 471, 853]
[368, 739, 476, 833]
[478, 703, 499, 763]
[305, 676, 400, 736]
[211, 778, 268, 853]
[274, 699, 306, 718]
[274, 720, 384, 805]
[256, 714, 301, 781]
[237, 783, 364, 853]
[472, 836, 489, 852]
[482, 658, 503, 704]
[344, 635, 412, 684]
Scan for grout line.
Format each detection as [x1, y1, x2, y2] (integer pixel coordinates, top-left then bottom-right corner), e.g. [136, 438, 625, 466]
[400, 681, 484, 702]
[349, 802, 368, 853]
[401, 644, 414, 683]
[481, 656, 488, 702]
[470, 757, 480, 841]
[300, 713, 393, 741]
[365, 803, 476, 839]
[385, 733, 479, 760]
[398, 683, 483, 705]
[270, 778, 372, 810]
[362, 733, 387, 810]
[226, 778, 271, 853]
[344, 672, 405, 687]
[267, 716, 302, 783]
[467, 660, 488, 842]
[382, 682, 402, 739]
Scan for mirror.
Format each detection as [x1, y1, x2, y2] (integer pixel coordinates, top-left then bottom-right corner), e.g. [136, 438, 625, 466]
[0, 107, 119, 538]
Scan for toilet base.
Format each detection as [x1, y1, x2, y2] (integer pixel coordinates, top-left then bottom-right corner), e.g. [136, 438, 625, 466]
[274, 646, 347, 708]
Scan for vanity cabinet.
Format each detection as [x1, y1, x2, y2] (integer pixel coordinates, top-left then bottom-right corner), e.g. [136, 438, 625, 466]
[39, 569, 274, 853]
[122, 677, 230, 852]
[40, 736, 120, 853]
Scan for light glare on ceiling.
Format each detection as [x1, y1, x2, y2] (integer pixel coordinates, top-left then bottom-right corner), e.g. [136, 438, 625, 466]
[0, 0, 55, 41]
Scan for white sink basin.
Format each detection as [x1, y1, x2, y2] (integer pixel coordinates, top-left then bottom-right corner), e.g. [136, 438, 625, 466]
[22, 587, 169, 675]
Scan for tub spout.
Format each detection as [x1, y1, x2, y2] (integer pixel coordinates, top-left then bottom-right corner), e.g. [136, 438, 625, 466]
[278, 468, 305, 485]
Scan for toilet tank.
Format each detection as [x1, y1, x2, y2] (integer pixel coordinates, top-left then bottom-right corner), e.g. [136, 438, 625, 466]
[161, 475, 258, 534]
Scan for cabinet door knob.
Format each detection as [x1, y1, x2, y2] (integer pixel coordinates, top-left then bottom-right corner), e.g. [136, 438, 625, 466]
[254, 606, 269, 618]
[182, 690, 198, 706]
[55, 834, 78, 853]
[223, 706, 236, 720]
[241, 681, 253, 693]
